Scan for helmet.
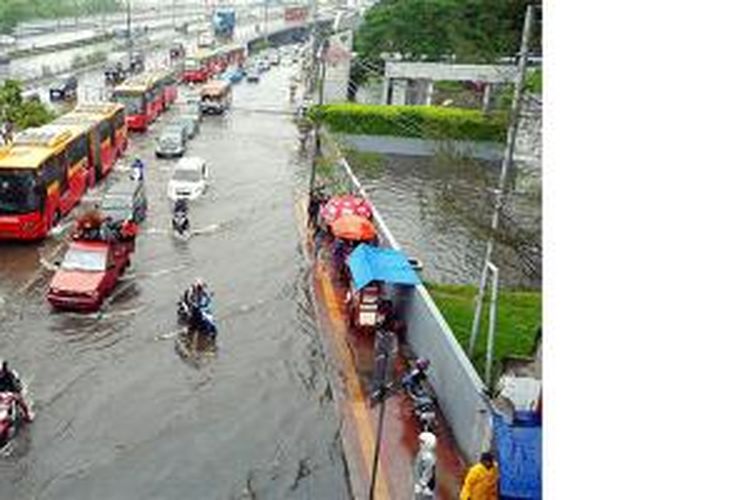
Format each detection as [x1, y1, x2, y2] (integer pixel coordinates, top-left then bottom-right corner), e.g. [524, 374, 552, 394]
[418, 431, 436, 451]
[193, 278, 206, 291]
[415, 358, 430, 371]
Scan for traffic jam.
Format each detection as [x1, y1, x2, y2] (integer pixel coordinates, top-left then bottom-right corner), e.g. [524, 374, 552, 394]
[0, 38, 291, 452]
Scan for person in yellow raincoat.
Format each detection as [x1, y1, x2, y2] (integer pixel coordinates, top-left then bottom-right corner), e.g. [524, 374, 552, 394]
[460, 451, 499, 500]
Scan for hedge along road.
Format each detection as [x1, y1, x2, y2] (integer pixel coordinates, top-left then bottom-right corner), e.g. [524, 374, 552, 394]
[0, 62, 352, 498]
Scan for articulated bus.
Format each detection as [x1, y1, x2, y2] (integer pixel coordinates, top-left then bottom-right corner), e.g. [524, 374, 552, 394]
[153, 69, 178, 111]
[73, 103, 128, 158]
[0, 125, 94, 240]
[112, 71, 179, 131]
[182, 45, 246, 84]
[223, 44, 245, 67]
[53, 110, 121, 181]
[112, 74, 159, 132]
[183, 49, 214, 84]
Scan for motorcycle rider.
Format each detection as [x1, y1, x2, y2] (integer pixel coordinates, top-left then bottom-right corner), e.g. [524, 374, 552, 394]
[130, 157, 145, 181]
[0, 361, 33, 422]
[182, 279, 215, 338]
[174, 198, 189, 216]
[187, 278, 211, 310]
[402, 357, 430, 397]
[172, 198, 190, 233]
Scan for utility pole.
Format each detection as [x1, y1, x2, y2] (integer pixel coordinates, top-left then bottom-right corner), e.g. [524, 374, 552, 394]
[469, 4, 535, 356]
[263, 0, 269, 42]
[127, 0, 133, 70]
[368, 329, 396, 500]
[307, 0, 322, 196]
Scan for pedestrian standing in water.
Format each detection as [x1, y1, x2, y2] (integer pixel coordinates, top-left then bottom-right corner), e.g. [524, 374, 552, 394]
[413, 431, 438, 499]
[460, 451, 499, 500]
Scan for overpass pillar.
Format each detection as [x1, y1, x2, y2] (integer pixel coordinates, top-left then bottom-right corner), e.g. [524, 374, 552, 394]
[482, 83, 493, 113]
[381, 77, 391, 105]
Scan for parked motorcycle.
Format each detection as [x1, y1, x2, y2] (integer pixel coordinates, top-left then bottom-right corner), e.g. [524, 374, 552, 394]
[405, 382, 437, 432]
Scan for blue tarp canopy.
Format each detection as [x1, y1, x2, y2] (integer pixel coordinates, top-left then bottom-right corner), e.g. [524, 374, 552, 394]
[346, 244, 421, 291]
[493, 410, 542, 499]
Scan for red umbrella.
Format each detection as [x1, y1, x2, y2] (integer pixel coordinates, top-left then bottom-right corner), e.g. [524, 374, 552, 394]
[331, 215, 377, 241]
[320, 194, 372, 223]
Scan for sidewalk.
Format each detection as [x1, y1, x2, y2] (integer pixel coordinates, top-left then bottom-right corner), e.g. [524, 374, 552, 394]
[295, 198, 466, 499]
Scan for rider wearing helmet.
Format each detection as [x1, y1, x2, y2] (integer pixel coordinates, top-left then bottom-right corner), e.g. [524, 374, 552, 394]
[402, 357, 430, 396]
[130, 157, 145, 181]
[174, 198, 189, 215]
[0, 361, 33, 422]
[183, 279, 216, 338]
[188, 278, 211, 310]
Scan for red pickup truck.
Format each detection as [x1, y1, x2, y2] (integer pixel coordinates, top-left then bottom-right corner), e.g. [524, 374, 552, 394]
[47, 212, 137, 312]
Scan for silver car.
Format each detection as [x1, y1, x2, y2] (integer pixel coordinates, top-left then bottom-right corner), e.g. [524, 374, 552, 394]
[172, 116, 199, 139]
[155, 128, 186, 158]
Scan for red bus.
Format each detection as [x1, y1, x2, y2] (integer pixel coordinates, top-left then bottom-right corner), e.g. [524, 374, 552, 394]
[224, 45, 245, 67]
[73, 103, 129, 158]
[183, 49, 214, 84]
[183, 45, 245, 83]
[53, 115, 114, 181]
[0, 125, 93, 240]
[153, 70, 178, 111]
[112, 74, 160, 132]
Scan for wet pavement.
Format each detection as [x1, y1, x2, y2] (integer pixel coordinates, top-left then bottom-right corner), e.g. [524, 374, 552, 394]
[301, 232, 467, 500]
[0, 63, 352, 499]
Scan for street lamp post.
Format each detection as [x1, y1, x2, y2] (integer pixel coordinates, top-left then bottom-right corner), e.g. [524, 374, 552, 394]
[127, 0, 133, 70]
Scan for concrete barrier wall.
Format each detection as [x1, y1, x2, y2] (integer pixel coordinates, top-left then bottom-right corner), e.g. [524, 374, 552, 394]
[335, 153, 493, 460]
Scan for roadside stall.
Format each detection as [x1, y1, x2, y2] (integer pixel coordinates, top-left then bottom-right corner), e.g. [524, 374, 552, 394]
[320, 194, 373, 225]
[345, 244, 421, 333]
[330, 214, 378, 282]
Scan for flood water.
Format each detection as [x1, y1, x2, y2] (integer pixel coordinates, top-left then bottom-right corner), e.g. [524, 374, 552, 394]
[0, 64, 351, 499]
[349, 153, 541, 289]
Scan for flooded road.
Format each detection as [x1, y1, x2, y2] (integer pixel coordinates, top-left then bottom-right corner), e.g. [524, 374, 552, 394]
[0, 64, 351, 499]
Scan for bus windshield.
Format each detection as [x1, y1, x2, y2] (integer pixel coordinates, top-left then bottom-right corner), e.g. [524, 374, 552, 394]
[184, 59, 201, 70]
[0, 170, 40, 215]
[113, 93, 144, 116]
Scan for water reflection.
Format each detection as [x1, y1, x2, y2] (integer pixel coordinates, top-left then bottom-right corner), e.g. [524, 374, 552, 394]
[350, 151, 541, 288]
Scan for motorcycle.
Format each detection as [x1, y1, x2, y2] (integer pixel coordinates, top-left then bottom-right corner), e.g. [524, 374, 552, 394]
[0, 374, 31, 451]
[172, 209, 190, 239]
[403, 375, 437, 433]
[177, 295, 217, 339]
[0, 393, 23, 450]
[177, 295, 191, 325]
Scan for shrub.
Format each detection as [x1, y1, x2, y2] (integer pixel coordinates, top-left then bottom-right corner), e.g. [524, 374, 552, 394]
[308, 103, 507, 142]
[11, 101, 55, 129]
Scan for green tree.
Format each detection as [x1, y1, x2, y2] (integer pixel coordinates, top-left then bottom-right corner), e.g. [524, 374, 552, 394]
[0, 80, 55, 134]
[0, 0, 122, 34]
[354, 0, 539, 65]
